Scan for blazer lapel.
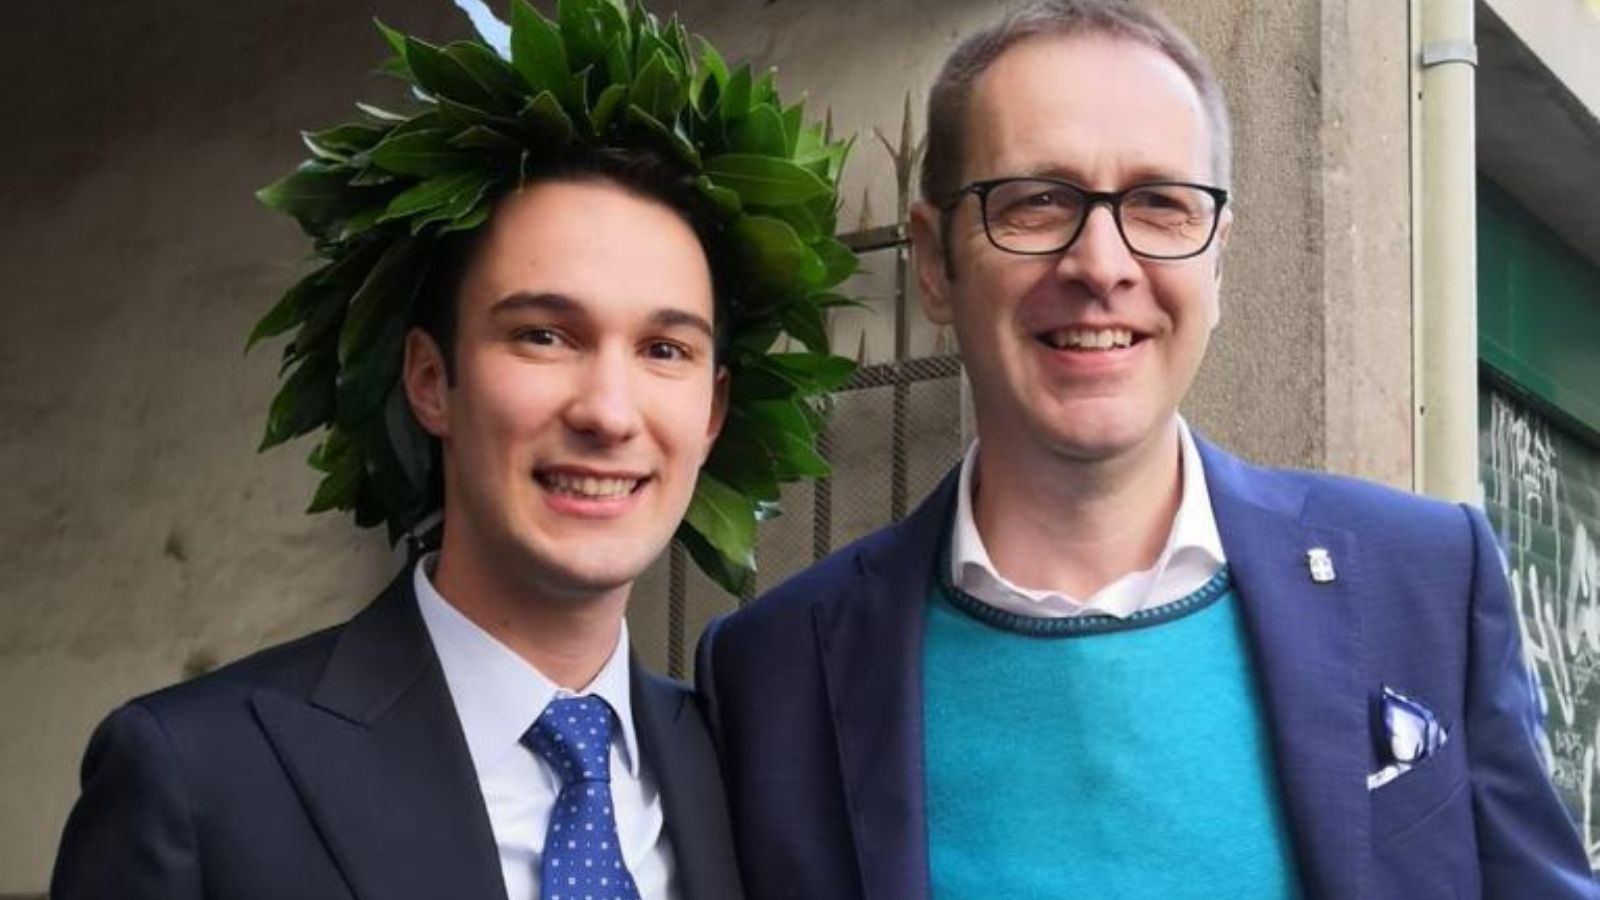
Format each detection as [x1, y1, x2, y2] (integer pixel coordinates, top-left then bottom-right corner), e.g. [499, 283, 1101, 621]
[631, 664, 744, 900]
[814, 469, 959, 900]
[253, 575, 507, 900]
[1201, 440, 1370, 900]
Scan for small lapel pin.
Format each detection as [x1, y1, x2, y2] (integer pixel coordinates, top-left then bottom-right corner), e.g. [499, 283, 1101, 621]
[1306, 547, 1336, 584]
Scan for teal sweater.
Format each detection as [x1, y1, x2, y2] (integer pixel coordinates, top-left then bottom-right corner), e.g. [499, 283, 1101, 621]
[923, 567, 1302, 899]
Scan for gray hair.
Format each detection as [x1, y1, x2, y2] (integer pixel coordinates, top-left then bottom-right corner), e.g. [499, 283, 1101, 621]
[920, 0, 1233, 202]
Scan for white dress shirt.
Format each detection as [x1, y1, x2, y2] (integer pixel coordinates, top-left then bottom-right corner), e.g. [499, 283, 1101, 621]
[413, 559, 680, 900]
[951, 418, 1227, 619]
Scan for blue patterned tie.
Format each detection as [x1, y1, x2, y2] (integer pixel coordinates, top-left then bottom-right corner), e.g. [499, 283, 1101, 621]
[524, 695, 642, 900]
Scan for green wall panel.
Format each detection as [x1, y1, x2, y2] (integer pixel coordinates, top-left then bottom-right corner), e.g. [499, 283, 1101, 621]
[1478, 177, 1600, 440]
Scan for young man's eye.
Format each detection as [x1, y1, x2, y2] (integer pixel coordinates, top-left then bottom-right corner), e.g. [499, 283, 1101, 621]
[643, 340, 692, 362]
[512, 326, 564, 347]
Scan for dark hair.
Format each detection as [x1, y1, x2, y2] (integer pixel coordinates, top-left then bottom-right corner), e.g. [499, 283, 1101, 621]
[412, 144, 731, 382]
[921, 0, 1232, 204]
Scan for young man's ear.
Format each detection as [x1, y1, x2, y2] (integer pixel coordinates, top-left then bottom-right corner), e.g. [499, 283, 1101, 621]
[908, 200, 956, 325]
[702, 365, 731, 462]
[403, 328, 451, 439]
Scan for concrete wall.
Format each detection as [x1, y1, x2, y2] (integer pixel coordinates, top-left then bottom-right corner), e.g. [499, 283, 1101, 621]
[0, 0, 1413, 890]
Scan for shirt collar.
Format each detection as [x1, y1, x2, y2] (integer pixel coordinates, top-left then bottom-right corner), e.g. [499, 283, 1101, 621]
[413, 555, 640, 777]
[950, 417, 1226, 618]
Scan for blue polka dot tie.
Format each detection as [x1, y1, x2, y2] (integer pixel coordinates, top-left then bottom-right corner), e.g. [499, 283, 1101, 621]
[524, 696, 642, 900]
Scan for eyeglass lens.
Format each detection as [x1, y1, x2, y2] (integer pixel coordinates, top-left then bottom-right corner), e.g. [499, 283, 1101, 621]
[981, 179, 1220, 258]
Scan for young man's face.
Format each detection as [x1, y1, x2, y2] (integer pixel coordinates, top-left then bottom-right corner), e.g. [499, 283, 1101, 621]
[913, 33, 1229, 471]
[407, 179, 726, 604]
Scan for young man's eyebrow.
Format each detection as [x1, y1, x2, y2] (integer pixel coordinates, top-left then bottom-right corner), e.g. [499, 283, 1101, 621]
[650, 308, 714, 339]
[489, 292, 713, 338]
[487, 291, 581, 316]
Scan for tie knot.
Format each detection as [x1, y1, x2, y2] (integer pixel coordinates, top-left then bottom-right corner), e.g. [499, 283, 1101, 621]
[525, 695, 614, 785]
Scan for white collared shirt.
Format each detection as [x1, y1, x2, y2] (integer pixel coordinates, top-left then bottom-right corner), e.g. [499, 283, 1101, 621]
[413, 559, 679, 900]
[951, 418, 1227, 619]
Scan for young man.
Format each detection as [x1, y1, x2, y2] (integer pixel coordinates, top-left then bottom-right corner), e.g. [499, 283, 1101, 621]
[697, 2, 1598, 898]
[51, 152, 743, 900]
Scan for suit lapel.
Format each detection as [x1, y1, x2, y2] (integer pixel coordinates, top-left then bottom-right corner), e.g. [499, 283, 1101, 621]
[814, 470, 959, 900]
[253, 575, 507, 900]
[631, 664, 744, 900]
[1201, 441, 1370, 900]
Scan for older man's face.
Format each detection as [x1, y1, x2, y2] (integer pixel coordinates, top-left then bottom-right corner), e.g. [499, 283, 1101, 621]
[915, 32, 1229, 472]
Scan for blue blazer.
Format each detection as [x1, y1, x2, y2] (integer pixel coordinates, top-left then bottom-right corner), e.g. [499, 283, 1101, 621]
[698, 439, 1597, 900]
[53, 572, 744, 900]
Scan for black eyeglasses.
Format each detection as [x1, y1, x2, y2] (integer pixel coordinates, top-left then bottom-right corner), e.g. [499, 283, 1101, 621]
[941, 176, 1229, 260]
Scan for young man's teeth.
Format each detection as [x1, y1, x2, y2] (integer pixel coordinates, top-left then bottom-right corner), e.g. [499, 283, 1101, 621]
[544, 473, 639, 498]
[1045, 327, 1134, 350]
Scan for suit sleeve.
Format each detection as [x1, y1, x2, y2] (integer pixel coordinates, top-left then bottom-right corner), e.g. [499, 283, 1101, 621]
[52, 702, 203, 900]
[1461, 503, 1600, 897]
[693, 614, 726, 752]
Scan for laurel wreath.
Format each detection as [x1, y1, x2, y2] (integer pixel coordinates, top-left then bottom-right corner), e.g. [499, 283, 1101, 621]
[251, 0, 857, 594]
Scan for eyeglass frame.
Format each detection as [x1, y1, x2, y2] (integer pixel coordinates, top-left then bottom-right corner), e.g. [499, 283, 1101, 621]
[937, 176, 1231, 261]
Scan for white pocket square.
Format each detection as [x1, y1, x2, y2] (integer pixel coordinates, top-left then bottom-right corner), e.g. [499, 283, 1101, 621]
[1367, 686, 1448, 790]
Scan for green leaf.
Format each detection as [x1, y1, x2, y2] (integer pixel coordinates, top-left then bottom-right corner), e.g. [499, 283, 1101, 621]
[730, 104, 786, 158]
[510, 0, 571, 98]
[257, 165, 352, 224]
[304, 123, 386, 161]
[557, 0, 608, 74]
[706, 154, 830, 207]
[402, 35, 498, 109]
[443, 40, 525, 106]
[590, 83, 627, 133]
[740, 401, 831, 479]
[628, 50, 687, 124]
[812, 236, 860, 288]
[731, 215, 826, 290]
[374, 19, 408, 61]
[692, 39, 728, 116]
[780, 301, 829, 353]
[356, 101, 408, 123]
[410, 174, 494, 233]
[695, 176, 742, 217]
[780, 101, 804, 155]
[261, 352, 335, 449]
[603, 35, 632, 87]
[450, 124, 522, 151]
[367, 129, 466, 176]
[338, 237, 427, 365]
[247, 263, 329, 351]
[720, 64, 752, 122]
[703, 429, 781, 503]
[752, 68, 777, 106]
[763, 352, 855, 392]
[378, 170, 487, 222]
[521, 90, 577, 147]
[675, 522, 753, 597]
[624, 105, 700, 169]
[337, 241, 432, 418]
[307, 431, 363, 512]
[683, 473, 757, 572]
[445, 202, 492, 233]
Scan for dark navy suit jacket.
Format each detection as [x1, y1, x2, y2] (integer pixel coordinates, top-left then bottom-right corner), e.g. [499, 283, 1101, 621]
[698, 438, 1597, 900]
[53, 572, 745, 900]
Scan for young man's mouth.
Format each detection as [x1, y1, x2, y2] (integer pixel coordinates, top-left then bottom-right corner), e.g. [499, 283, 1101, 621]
[535, 470, 648, 500]
[1035, 326, 1144, 351]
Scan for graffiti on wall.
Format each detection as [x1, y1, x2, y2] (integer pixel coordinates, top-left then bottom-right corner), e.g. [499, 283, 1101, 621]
[1481, 389, 1600, 863]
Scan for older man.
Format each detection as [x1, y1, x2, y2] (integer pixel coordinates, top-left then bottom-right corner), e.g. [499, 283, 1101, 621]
[697, 2, 1597, 898]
